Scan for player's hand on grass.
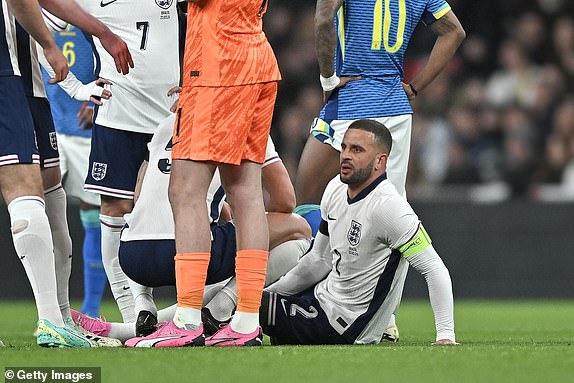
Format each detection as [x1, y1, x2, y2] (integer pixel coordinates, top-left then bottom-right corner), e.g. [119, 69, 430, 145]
[77, 102, 94, 130]
[432, 339, 460, 345]
[168, 86, 182, 112]
[44, 45, 69, 84]
[99, 29, 134, 75]
[323, 76, 362, 103]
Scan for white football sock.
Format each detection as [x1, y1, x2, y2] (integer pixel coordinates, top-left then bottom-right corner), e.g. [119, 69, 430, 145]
[9, 196, 63, 327]
[157, 304, 177, 322]
[205, 277, 236, 322]
[230, 311, 259, 334]
[108, 322, 136, 342]
[173, 306, 201, 329]
[266, 239, 311, 285]
[44, 184, 73, 320]
[131, 282, 156, 317]
[100, 214, 135, 323]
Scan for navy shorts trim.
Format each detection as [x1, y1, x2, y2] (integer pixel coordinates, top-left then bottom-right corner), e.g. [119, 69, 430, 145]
[118, 221, 237, 288]
[0, 76, 39, 166]
[84, 124, 152, 198]
[28, 96, 59, 168]
[261, 289, 349, 345]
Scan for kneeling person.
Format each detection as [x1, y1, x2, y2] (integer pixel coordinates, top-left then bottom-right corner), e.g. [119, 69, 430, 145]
[83, 114, 311, 344]
[263, 119, 457, 345]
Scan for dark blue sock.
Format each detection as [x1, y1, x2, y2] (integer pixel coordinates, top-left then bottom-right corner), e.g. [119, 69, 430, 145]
[80, 209, 107, 317]
[294, 204, 321, 237]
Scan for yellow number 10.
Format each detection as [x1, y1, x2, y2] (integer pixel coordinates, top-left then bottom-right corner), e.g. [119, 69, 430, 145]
[372, 0, 406, 52]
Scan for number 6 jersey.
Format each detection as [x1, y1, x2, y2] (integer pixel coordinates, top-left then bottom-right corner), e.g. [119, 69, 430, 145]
[73, 0, 181, 134]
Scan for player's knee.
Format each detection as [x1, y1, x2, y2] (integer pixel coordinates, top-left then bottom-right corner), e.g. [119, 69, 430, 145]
[100, 196, 132, 216]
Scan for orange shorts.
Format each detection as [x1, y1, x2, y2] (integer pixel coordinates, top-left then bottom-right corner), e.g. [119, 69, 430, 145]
[172, 81, 278, 165]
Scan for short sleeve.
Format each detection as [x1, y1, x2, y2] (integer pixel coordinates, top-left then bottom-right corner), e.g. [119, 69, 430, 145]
[421, 0, 451, 26]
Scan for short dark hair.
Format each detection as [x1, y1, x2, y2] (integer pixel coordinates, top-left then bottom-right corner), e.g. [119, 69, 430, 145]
[347, 119, 392, 154]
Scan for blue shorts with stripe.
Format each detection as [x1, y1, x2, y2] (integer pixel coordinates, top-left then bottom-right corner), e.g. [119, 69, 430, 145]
[118, 221, 237, 288]
[84, 124, 152, 199]
[261, 289, 349, 345]
[0, 76, 39, 166]
[28, 96, 59, 169]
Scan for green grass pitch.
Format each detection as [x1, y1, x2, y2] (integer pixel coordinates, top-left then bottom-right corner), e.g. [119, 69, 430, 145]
[1, 300, 573, 383]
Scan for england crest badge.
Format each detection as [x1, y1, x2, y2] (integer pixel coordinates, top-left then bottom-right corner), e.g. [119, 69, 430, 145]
[91, 162, 107, 181]
[347, 220, 362, 246]
[49, 132, 58, 150]
[155, 0, 173, 9]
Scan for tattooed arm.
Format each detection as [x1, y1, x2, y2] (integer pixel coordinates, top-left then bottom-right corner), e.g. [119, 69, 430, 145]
[314, 0, 360, 101]
[314, 0, 343, 77]
[403, 10, 466, 99]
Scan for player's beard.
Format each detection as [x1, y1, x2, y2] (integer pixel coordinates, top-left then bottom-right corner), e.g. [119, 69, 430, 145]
[340, 160, 375, 186]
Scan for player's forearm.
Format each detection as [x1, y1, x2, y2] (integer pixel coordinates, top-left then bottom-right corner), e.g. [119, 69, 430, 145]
[407, 245, 456, 342]
[38, 0, 108, 38]
[7, 0, 56, 49]
[410, 11, 465, 93]
[37, 42, 82, 95]
[314, 0, 343, 77]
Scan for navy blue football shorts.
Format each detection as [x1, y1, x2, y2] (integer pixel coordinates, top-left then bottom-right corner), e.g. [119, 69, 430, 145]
[84, 124, 152, 199]
[118, 221, 237, 288]
[260, 289, 349, 345]
[0, 76, 39, 166]
[27, 96, 59, 169]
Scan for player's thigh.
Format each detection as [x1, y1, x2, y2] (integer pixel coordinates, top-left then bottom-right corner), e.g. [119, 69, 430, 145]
[84, 125, 153, 199]
[0, 77, 42, 202]
[295, 135, 341, 205]
[374, 114, 412, 197]
[261, 290, 349, 345]
[173, 84, 265, 165]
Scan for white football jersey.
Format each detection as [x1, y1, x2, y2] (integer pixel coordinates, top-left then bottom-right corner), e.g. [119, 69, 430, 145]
[317, 175, 420, 344]
[1, 0, 20, 77]
[121, 113, 280, 241]
[75, 0, 180, 133]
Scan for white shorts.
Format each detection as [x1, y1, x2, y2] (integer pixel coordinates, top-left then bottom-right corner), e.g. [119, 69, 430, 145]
[57, 133, 100, 206]
[310, 114, 412, 197]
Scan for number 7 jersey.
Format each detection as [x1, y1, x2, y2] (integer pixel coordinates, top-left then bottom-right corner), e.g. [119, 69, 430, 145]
[75, 0, 181, 134]
[322, 0, 451, 120]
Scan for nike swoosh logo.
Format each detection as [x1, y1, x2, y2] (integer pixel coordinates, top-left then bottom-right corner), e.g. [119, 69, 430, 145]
[327, 215, 336, 221]
[122, 286, 130, 290]
[100, 0, 118, 7]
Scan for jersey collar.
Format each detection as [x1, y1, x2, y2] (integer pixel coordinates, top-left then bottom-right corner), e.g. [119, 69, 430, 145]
[347, 173, 387, 205]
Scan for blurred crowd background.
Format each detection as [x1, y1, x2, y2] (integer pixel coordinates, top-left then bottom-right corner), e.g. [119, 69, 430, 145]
[264, 0, 574, 202]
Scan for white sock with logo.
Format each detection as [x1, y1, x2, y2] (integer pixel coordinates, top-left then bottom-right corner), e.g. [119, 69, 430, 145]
[44, 184, 73, 320]
[9, 196, 64, 327]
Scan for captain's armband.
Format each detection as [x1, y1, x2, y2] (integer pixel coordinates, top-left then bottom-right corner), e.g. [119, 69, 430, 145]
[398, 224, 432, 257]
